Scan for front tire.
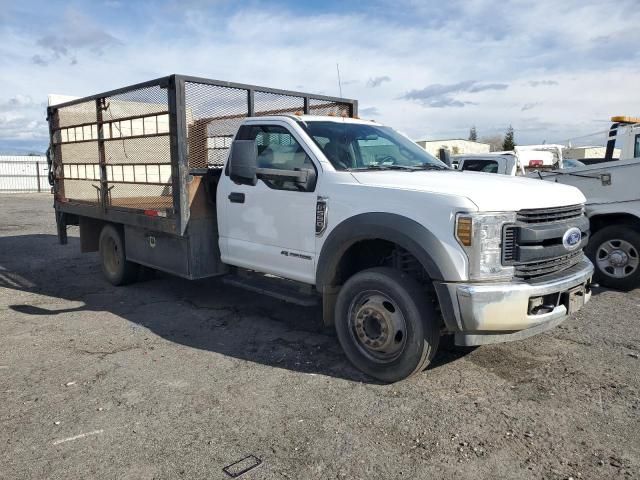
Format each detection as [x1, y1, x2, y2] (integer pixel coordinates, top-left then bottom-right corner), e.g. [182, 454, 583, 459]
[99, 224, 139, 286]
[334, 267, 440, 383]
[586, 225, 640, 291]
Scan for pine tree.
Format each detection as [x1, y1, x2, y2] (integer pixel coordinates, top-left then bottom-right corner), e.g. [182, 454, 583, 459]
[468, 126, 477, 142]
[502, 125, 515, 151]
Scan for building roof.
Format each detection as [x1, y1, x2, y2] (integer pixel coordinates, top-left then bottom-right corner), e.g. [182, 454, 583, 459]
[414, 138, 490, 145]
[566, 145, 606, 149]
[0, 155, 46, 161]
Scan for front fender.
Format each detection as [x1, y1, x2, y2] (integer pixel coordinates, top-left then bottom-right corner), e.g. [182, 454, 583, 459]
[315, 212, 459, 288]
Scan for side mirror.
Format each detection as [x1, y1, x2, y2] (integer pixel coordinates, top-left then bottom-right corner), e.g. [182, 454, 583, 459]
[438, 148, 452, 167]
[229, 140, 257, 185]
[295, 168, 317, 192]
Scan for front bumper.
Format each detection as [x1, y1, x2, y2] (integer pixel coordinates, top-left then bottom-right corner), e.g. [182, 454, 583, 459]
[436, 258, 594, 346]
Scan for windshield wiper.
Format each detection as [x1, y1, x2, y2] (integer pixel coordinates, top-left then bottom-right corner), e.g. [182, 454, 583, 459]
[413, 163, 449, 171]
[348, 165, 418, 171]
[348, 163, 449, 172]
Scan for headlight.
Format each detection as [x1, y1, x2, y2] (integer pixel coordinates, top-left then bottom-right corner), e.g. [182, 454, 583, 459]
[455, 212, 516, 281]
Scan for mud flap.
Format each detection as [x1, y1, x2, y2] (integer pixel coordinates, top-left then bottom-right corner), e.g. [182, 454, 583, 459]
[55, 209, 68, 245]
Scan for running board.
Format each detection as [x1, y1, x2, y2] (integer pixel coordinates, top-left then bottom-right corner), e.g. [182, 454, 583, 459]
[222, 273, 320, 307]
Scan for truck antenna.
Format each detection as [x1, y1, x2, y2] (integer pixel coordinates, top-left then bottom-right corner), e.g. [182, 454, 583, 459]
[336, 63, 343, 97]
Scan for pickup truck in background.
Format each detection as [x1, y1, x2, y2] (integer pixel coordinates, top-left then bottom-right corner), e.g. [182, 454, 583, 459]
[47, 75, 594, 382]
[455, 145, 562, 175]
[537, 116, 640, 290]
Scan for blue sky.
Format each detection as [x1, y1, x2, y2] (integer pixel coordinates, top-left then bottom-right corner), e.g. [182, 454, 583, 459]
[1, 0, 639, 153]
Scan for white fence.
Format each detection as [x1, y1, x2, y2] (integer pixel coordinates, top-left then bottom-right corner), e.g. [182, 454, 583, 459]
[0, 156, 49, 193]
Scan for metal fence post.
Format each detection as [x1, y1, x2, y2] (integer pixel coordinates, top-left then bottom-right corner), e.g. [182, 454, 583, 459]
[35, 162, 41, 192]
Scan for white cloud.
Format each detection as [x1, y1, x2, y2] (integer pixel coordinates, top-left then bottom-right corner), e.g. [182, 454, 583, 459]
[0, 0, 639, 152]
[401, 81, 508, 108]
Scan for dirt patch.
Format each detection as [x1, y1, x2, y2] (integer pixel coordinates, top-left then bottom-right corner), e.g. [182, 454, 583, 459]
[1, 193, 639, 479]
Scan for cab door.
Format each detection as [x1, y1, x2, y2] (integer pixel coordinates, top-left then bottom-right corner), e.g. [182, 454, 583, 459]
[217, 122, 320, 284]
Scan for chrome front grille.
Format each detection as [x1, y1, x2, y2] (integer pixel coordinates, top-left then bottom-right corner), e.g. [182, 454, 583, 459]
[504, 204, 588, 280]
[516, 204, 584, 224]
[514, 250, 584, 280]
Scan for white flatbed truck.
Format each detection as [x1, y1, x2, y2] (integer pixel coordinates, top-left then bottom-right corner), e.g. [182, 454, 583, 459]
[47, 75, 594, 382]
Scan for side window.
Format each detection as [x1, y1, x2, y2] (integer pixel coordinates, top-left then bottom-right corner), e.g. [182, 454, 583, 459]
[249, 125, 316, 191]
[634, 134, 640, 158]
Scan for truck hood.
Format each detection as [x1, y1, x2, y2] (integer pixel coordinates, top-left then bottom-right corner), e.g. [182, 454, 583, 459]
[350, 170, 586, 211]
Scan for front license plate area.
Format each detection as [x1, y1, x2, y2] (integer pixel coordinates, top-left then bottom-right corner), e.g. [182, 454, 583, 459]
[565, 286, 585, 314]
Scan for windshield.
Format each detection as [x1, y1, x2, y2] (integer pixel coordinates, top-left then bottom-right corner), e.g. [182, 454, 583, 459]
[300, 121, 448, 171]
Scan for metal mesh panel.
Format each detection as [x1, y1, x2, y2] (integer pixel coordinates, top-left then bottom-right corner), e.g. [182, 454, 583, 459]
[97, 86, 172, 211]
[58, 142, 101, 203]
[59, 142, 99, 164]
[182, 80, 355, 169]
[61, 179, 102, 203]
[184, 82, 248, 169]
[57, 100, 97, 128]
[103, 86, 168, 121]
[108, 183, 173, 210]
[51, 84, 173, 212]
[104, 136, 171, 164]
[309, 98, 352, 117]
[254, 91, 304, 116]
[50, 75, 357, 218]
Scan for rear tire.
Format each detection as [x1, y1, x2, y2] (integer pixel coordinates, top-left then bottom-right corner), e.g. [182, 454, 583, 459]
[586, 225, 640, 291]
[334, 267, 440, 383]
[99, 224, 139, 286]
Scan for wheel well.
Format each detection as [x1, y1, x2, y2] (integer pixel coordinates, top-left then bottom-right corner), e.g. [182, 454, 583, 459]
[331, 239, 430, 287]
[319, 238, 440, 328]
[590, 213, 640, 234]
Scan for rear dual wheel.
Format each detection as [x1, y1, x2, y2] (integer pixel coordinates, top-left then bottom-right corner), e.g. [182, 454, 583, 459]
[334, 267, 440, 383]
[99, 224, 140, 286]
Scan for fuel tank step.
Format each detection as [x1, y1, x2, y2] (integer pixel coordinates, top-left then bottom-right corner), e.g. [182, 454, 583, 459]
[222, 273, 320, 307]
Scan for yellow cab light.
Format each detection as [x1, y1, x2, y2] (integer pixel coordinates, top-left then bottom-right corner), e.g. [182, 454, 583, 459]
[611, 115, 640, 124]
[456, 216, 473, 247]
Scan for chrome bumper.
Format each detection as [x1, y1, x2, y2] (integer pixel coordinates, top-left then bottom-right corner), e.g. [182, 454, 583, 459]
[438, 258, 594, 346]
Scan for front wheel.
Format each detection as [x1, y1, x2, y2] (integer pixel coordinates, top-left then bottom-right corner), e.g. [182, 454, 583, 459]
[586, 225, 640, 291]
[334, 267, 440, 383]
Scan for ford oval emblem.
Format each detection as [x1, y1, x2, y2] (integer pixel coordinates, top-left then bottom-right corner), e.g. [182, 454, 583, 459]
[563, 227, 582, 251]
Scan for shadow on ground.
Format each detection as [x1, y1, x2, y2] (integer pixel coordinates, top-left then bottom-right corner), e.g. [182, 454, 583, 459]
[1, 234, 470, 384]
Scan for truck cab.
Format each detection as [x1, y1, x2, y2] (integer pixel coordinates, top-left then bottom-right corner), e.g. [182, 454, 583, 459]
[48, 75, 594, 382]
[219, 114, 593, 379]
[455, 153, 518, 175]
[456, 147, 558, 176]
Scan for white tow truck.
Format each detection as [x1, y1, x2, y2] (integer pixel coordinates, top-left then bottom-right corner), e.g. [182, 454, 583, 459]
[537, 116, 640, 290]
[48, 75, 594, 382]
[455, 145, 561, 175]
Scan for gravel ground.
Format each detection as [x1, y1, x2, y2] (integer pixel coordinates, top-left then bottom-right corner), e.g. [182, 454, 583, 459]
[1, 193, 639, 480]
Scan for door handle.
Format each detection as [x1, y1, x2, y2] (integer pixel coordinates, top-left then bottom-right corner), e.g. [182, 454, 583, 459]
[228, 192, 245, 203]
